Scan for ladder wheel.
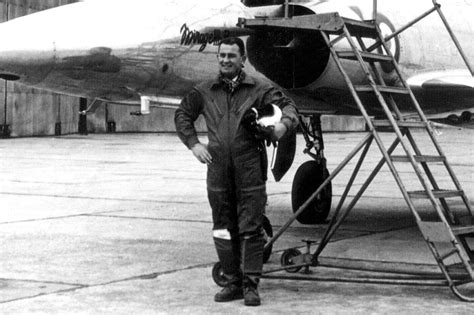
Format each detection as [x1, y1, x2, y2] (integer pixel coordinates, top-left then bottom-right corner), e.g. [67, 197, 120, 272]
[281, 248, 303, 273]
[262, 215, 273, 263]
[212, 262, 227, 287]
[292, 161, 332, 224]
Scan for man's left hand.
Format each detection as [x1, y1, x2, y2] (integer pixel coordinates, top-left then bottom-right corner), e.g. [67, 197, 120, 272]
[255, 122, 287, 147]
[273, 122, 287, 140]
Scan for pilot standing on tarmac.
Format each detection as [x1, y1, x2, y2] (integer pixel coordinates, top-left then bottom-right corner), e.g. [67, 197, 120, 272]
[174, 37, 298, 306]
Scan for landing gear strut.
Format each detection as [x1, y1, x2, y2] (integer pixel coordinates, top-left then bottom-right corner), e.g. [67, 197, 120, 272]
[292, 113, 332, 224]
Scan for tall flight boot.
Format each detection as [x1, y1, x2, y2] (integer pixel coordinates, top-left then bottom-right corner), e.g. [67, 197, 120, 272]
[213, 235, 243, 302]
[241, 232, 265, 306]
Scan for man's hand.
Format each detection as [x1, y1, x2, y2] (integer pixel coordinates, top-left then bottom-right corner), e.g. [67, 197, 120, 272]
[273, 122, 287, 140]
[254, 122, 288, 146]
[191, 143, 213, 164]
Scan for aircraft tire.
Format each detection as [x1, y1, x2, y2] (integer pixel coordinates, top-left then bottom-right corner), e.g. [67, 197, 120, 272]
[447, 114, 460, 125]
[291, 160, 332, 224]
[461, 111, 472, 122]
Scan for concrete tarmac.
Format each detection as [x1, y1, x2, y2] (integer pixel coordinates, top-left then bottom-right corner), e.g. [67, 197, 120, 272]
[0, 127, 473, 314]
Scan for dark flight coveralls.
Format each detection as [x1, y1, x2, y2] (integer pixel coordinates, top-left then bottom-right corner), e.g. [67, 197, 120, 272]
[175, 73, 298, 289]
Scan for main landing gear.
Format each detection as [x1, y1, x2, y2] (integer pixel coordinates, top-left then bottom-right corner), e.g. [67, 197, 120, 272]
[291, 113, 332, 224]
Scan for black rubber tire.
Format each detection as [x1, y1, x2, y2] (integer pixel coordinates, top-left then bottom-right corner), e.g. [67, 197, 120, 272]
[461, 111, 472, 122]
[447, 114, 460, 124]
[280, 248, 303, 273]
[212, 262, 227, 287]
[262, 215, 273, 263]
[291, 160, 332, 224]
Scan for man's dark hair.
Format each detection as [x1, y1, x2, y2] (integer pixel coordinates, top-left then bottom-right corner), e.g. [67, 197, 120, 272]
[219, 37, 246, 56]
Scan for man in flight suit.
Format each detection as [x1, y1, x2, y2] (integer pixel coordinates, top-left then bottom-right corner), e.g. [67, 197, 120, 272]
[175, 37, 298, 306]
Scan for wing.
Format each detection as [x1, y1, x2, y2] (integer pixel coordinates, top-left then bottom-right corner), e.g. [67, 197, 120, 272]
[404, 69, 474, 118]
[407, 69, 474, 92]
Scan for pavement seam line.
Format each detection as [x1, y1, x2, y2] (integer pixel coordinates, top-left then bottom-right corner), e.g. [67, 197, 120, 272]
[0, 210, 127, 225]
[0, 278, 86, 287]
[0, 191, 205, 204]
[87, 214, 212, 224]
[0, 263, 214, 305]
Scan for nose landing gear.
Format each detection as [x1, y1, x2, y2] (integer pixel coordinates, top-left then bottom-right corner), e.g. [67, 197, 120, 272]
[292, 113, 332, 224]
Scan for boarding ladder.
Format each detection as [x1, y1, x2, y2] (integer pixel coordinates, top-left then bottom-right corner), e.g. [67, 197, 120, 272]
[239, 2, 474, 302]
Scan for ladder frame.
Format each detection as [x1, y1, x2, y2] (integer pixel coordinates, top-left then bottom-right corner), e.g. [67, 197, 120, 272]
[240, 0, 474, 302]
[316, 23, 474, 301]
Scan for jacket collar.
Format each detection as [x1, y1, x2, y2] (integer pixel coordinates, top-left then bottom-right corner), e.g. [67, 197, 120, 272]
[210, 71, 255, 90]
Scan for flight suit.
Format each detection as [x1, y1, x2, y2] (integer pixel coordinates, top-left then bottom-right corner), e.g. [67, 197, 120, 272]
[175, 72, 298, 290]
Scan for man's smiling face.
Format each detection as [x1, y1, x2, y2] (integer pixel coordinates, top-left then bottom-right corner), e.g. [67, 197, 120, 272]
[217, 43, 246, 78]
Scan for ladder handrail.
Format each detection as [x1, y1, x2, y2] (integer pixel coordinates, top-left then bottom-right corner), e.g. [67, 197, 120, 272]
[367, 6, 437, 52]
[284, 0, 289, 19]
[372, 0, 377, 21]
[367, 0, 473, 77]
[432, 0, 474, 76]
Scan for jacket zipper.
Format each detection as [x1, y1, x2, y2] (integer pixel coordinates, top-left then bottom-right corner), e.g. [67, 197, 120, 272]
[227, 92, 232, 157]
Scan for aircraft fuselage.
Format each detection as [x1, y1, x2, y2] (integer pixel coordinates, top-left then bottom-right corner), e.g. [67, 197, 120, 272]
[0, 0, 472, 115]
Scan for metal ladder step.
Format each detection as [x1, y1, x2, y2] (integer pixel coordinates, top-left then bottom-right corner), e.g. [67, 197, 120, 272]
[408, 190, 464, 199]
[390, 155, 446, 163]
[337, 50, 393, 63]
[372, 120, 428, 129]
[341, 18, 378, 38]
[355, 85, 410, 94]
[418, 222, 474, 241]
[440, 248, 459, 261]
[238, 13, 345, 33]
[419, 221, 455, 242]
[452, 226, 474, 237]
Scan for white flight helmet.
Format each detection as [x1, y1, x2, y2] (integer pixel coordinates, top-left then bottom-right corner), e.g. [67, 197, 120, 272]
[252, 104, 282, 127]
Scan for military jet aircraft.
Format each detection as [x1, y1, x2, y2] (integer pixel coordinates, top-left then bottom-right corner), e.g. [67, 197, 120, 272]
[0, 0, 472, 223]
